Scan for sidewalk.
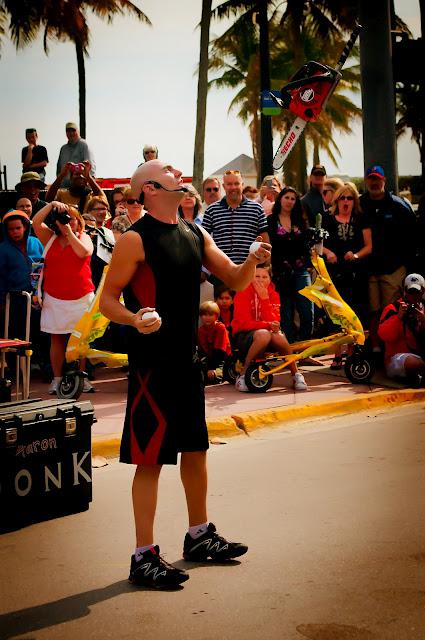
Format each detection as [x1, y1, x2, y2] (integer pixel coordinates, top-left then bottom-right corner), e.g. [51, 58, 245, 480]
[27, 355, 425, 457]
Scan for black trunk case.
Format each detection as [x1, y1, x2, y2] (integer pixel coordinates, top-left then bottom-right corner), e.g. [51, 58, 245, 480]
[0, 398, 94, 532]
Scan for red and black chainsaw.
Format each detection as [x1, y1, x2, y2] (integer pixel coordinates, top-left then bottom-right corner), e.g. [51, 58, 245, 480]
[271, 23, 362, 170]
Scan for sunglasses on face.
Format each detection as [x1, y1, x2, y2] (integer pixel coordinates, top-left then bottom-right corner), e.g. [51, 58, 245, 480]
[92, 207, 108, 212]
[205, 187, 219, 192]
[339, 196, 354, 201]
[126, 199, 140, 205]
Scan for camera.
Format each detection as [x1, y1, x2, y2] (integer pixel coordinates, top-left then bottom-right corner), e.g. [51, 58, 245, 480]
[45, 207, 72, 234]
[265, 179, 273, 188]
[69, 162, 85, 174]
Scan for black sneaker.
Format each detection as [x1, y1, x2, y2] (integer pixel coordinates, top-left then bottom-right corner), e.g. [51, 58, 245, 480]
[183, 523, 248, 562]
[129, 546, 189, 589]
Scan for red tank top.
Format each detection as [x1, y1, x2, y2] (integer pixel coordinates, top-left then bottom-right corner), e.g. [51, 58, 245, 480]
[44, 236, 94, 300]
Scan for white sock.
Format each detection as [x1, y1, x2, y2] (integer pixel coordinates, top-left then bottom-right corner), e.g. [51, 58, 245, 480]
[135, 544, 154, 561]
[188, 522, 209, 539]
[53, 376, 61, 384]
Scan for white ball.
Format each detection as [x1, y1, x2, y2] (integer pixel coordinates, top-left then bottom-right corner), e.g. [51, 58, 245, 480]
[142, 311, 160, 321]
[249, 241, 262, 254]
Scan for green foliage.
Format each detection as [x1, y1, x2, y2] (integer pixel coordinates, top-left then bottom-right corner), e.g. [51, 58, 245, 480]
[209, 1, 361, 181]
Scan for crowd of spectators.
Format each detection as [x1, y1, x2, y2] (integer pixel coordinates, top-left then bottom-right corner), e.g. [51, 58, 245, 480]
[1, 124, 424, 394]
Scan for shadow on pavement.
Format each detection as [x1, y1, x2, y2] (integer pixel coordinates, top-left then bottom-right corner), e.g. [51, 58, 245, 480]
[0, 579, 150, 639]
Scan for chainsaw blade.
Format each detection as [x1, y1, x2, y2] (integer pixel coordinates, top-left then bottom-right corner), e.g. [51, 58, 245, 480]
[273, 117, 307, 170]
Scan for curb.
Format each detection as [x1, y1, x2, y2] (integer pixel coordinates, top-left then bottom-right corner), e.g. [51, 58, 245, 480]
[92, 388, 425, 459]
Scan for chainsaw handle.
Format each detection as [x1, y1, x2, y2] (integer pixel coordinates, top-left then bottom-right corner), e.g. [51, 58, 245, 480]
[335, 23, 362, 72]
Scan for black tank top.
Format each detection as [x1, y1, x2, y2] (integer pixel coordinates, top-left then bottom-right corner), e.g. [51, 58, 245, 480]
[123, 214, 204, 367]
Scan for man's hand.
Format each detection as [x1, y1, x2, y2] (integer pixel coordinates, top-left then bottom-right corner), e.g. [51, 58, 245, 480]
[131, 307, 162, 334]
[398, 301, 408, 320]
[82, 160, 91, 178]
[61, 162, 74, 178]
[249, 235, 271, 263]
[207, 370, 216, 381]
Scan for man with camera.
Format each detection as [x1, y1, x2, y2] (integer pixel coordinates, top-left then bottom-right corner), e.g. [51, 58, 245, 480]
[56, 122, 96, 188]
[46, 160, 106, 214]
[378, 273, 425, 386]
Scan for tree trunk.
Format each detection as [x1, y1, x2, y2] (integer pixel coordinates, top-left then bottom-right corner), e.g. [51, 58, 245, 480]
[192, 0, 212, 193]
[76, 42, 86, 139]
[420, 0, 425, 183]
[258, 0, 273, 179]
[313, 143, 320, 166]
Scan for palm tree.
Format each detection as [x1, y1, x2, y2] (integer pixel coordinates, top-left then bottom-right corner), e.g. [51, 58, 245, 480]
[0, 0, 151, 137]
[192, 0, 212, 194]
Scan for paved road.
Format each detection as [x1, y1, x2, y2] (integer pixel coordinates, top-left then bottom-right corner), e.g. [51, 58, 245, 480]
[1, 404, 424, 640]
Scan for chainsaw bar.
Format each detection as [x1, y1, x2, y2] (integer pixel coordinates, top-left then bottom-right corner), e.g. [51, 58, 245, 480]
[272, 117, 307, 170]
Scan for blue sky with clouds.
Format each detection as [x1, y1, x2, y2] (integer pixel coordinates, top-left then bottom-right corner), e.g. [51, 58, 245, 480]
[0, 0, 421, 188]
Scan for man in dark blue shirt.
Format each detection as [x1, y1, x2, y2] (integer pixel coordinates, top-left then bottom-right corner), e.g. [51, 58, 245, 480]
[359, 164, 417, 360]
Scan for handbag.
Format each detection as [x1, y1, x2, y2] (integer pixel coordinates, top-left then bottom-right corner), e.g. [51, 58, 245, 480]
[36, 234, 56, 308]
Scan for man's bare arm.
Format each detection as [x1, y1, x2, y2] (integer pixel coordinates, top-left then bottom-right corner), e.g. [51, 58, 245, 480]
[99, 231, 161, 334]
[200, 227, 271, 291]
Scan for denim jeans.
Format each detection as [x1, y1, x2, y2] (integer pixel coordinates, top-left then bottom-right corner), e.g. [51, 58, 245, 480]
[279, 269, 314, 343]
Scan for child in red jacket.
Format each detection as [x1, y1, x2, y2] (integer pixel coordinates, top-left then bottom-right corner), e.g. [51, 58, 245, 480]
[231, 266, 307, 392]
[198, 301, 231, 384]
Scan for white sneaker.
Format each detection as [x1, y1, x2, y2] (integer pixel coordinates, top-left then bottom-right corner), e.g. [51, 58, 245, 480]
[83, 379, 95, 393]
[235, 374, 248, 392]
[48, 379, 59, 395]
[293, 372, 308, 391]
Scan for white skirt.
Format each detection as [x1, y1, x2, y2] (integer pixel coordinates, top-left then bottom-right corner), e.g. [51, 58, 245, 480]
[41, 291, 95, 334]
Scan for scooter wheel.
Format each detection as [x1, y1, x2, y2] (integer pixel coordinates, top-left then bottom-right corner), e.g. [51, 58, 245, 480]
[245, 364, 273, 393]
[57, 372, 85, 400]
[223, 358, 238, 385]
[344, 355, 375, 384]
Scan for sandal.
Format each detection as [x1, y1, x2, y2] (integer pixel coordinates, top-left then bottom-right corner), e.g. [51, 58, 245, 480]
[330, 356, 343, 370]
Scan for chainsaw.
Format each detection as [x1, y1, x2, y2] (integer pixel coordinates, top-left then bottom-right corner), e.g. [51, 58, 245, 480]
[271, 23, 362, 170]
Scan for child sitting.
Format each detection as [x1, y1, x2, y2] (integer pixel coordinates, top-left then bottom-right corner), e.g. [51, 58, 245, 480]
[198, 301, 231, 384]
[215, 285, 235, 336]
[231, 266, 308, 392]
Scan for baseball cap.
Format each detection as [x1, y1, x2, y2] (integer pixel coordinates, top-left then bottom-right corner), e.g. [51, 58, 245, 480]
[2, 210, 31, 224]
[66, 122, 78, 130]
[311, 164, 326, 176]
[404, 273, 425, 291]
[365, 165, 385, 179]
[15, 171, 46, 190]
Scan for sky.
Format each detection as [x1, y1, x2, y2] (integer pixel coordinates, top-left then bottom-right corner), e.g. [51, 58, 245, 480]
[0, 0, 421, 189]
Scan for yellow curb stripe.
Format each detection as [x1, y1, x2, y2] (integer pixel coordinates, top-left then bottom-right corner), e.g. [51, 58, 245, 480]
[232, 389, 425, 432]
[91, 389, 425, 459]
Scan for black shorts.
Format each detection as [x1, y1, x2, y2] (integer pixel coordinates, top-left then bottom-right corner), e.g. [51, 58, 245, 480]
[120, 359, 209, 465]
[233, 330, 256, 360]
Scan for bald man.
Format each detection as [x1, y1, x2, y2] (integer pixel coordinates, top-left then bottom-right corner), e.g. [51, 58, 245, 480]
[100, 160, 270, 590]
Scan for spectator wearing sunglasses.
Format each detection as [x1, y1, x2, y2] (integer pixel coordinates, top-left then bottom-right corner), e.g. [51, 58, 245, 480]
[120, 188, 144, 225]
[322, 182, 372, 369]
[201, 177, 221, 213]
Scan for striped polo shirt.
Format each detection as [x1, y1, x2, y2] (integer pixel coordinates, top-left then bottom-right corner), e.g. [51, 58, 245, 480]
[202, 196, 268, 264]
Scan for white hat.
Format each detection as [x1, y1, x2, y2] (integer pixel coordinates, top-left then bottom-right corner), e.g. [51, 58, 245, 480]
[404, 273, 425, 291]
